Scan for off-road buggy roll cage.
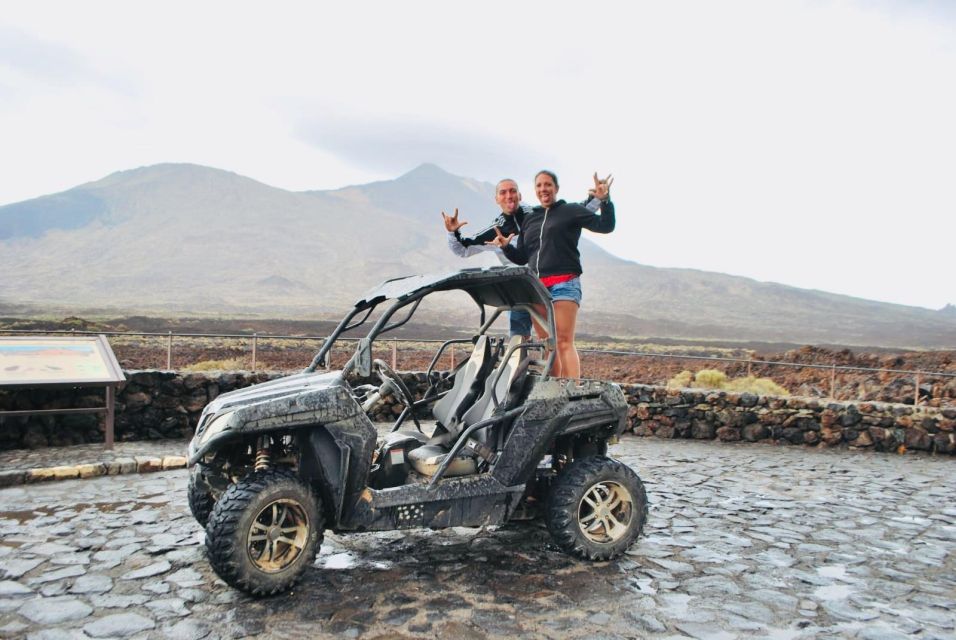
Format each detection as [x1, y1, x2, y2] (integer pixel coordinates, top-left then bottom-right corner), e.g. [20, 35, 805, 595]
[305, 265, 557, 378]
[301, 265, 559, 456]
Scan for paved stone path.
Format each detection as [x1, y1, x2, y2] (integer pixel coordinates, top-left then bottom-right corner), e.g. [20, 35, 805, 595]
[0, 438, 953, 639]
[0, 441, 188, 487]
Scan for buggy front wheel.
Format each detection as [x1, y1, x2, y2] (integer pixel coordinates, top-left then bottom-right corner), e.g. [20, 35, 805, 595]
[205, 468, 323, 596]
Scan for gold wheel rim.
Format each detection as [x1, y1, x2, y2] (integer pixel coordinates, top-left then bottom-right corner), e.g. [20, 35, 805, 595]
[577, 481, 633, 544]
[247, 498, 310, 573]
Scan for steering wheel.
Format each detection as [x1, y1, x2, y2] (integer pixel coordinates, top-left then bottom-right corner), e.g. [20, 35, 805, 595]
[372, 359, 421, 431]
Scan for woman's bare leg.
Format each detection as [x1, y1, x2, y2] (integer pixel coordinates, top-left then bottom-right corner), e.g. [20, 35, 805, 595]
[553, 301, 580, 379]
[531, 303, 562, 377]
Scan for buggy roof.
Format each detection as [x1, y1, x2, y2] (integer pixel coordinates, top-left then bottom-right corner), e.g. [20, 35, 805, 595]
[354, 266, 551, 311]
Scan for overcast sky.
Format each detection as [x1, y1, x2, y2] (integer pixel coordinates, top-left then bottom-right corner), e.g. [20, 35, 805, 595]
[2, 0, 954, 310]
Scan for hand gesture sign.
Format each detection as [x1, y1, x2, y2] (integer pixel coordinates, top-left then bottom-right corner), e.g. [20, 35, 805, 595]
[441, 208, 467, 233]
[485, 226, 515, 249]
[588, 172, 614, 202]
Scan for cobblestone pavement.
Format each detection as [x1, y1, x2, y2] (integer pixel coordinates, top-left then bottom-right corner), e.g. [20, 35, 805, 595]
[0, 438, 953, 639]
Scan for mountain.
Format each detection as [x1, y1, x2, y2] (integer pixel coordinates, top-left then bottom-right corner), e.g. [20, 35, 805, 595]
[2, 162, 955, 348]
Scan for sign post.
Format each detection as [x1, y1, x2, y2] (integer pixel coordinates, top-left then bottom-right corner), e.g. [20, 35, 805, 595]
[0, 335, 126, 449]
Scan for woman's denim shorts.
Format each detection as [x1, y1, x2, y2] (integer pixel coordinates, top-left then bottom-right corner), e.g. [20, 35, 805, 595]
[547, 277, 582, 306]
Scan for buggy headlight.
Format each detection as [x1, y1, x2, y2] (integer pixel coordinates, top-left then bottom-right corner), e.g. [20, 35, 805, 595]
[198, 411, 235, 445]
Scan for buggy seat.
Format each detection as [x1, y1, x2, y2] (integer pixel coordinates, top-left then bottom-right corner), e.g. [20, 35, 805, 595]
[431, 335, 492, 432]
[409, 336, 525, 477]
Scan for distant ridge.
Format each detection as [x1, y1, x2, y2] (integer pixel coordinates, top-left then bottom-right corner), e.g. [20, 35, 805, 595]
[1, 162, 955, 348]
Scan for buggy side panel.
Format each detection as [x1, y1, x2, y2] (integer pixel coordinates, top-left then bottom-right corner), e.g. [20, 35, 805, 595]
[188, 372, 364, 463]
[492, 377, 628, 486]
[340, 475, 525, 532]
[492, 414, 573, 487]
[299, 415, 378, 527]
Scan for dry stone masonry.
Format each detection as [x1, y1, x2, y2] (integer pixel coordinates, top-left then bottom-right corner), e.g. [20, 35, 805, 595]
[1, 371, 953, 455]
[624, 384, 955, 455]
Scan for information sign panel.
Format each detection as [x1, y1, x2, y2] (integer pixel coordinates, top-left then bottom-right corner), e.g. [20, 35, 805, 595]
[0, 335, 125, 387]
[0, 335, 125, 448]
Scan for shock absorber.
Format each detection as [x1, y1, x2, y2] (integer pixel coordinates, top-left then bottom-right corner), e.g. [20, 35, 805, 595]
[254, 436, 271, 471]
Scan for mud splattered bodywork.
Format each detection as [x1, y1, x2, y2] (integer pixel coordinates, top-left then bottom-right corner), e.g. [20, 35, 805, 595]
[492, 377, 628, 486]
[188, 267, 644, 595]
[188, 371, 363, 462]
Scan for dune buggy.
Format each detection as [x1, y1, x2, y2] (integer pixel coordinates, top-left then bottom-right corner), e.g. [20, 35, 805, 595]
[186, 265, 647, 596]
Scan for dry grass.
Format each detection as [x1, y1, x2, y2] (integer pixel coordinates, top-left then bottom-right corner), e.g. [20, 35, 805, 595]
[667, 368, 790, 396]
[182, 357, 249, 372]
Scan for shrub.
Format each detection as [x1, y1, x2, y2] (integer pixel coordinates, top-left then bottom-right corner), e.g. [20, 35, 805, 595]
[694, 369, 727, 388]
[726, 376, 790, 396]
[667, 370, 693, 389]
[666, 368, 790, 396]
[182, 358, 248, 372]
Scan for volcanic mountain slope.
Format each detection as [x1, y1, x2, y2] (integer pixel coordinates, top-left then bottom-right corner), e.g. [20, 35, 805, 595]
[1, 162, 954, 348]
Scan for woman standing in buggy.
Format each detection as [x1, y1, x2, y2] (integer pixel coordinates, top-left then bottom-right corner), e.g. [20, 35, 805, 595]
[489, 171, 614, 378]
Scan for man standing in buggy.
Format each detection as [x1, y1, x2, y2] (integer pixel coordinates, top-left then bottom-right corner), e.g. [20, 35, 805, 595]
[442, 177, 604, 341]
[441, 178, 533, 339]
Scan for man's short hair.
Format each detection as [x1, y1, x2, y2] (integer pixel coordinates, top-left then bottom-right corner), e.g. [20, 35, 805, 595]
[495, 178, 519, 192]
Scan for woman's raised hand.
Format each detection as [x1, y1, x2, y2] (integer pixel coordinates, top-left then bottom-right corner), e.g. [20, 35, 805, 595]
[442, 208, 468, 233]
[589, 172, 613, 201]
[485, 226, 515, 248]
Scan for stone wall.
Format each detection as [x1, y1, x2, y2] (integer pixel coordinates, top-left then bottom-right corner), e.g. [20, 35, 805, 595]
[1, 371, 953, 455]
[0, 371, 257, 449]
[624, 384, 955, 454]
[0, 370, 440, 450]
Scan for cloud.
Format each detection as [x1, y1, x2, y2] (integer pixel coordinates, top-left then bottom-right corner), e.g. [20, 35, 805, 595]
[0, 26, 93, 82]
[867, 0, 956, 23]
[0, 26, 133, 96]
[294, 113, 542, 184]
[0, 0, 954, 308]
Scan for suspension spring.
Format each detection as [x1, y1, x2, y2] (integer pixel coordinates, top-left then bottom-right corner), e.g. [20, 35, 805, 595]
[254, 436, 271, 471]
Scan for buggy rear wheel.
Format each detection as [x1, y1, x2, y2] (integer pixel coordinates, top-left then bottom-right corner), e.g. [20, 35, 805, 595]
[205, 468, 323, 596]
[546, 456, 647, 560]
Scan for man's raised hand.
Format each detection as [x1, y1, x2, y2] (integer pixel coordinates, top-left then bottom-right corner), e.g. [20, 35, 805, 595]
[442, 208, 468, 233]
[485, 226, 515, 248]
